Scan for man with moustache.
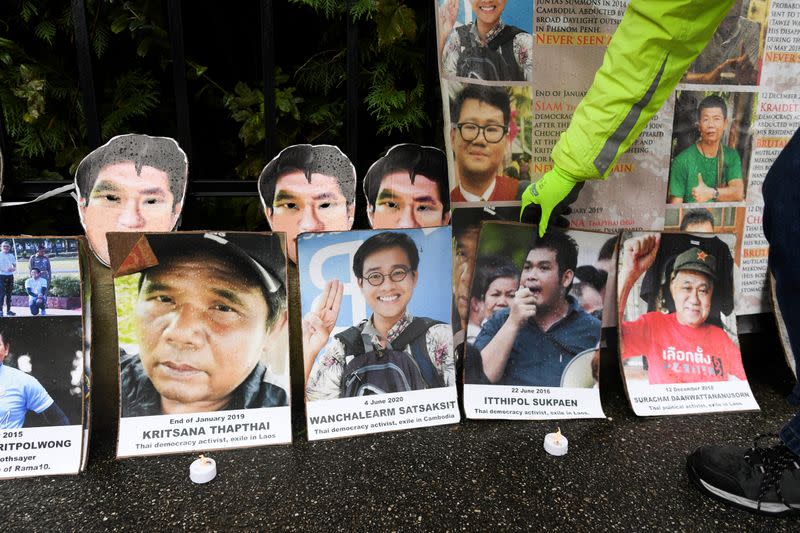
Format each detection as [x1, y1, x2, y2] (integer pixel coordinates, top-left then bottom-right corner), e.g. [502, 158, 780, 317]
[363, 144, 450, 229]
[473, 231, 600, 386]
[303, 232, 455, 400]
[668, 95, 744, 204]
[119, 232, 288, 416]
[619, 235, 745, 384]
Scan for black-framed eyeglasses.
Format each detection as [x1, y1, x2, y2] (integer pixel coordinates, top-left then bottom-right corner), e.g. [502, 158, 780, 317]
[362, 267, 412, 286]
[454, 122, 508, 143]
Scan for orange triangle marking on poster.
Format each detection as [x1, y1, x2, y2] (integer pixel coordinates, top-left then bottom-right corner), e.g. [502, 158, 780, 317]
[116, 235, 159, 276]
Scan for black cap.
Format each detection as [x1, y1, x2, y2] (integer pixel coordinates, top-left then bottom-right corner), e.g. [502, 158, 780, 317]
[143, 232, 286, 295]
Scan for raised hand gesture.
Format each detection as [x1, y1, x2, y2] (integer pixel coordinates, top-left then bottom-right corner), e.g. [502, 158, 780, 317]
[623, 234, 660, 279]
[302, 279, 344, 375]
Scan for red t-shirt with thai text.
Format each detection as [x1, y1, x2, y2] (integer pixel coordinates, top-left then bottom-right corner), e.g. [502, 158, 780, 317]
[621, 312, 746, 385]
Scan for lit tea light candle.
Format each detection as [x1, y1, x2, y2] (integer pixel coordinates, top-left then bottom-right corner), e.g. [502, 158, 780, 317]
[543, 428, 568, 456]
[190, 454, 217, 484]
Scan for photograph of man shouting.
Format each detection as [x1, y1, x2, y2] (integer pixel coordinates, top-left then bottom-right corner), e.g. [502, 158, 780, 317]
[472, 231, 601, 387]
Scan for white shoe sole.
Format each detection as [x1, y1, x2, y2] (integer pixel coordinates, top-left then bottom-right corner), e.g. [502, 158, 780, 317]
[688, 460, 797, 515]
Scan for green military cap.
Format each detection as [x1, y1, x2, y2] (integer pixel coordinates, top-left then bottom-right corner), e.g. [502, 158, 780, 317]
[673, 247, 717, 280]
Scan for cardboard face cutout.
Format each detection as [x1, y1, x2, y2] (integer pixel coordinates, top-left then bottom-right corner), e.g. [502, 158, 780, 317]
[297, 227, 459, 440]
[617, 231, 759, 416]
[74, 134, 188, 266]
[108, 231, 292, 457]
[363, 144, 451, 229]
[258, 144, 356, 264]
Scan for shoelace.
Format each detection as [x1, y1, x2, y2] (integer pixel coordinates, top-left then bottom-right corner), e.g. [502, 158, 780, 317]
[744, 433, 800, 511]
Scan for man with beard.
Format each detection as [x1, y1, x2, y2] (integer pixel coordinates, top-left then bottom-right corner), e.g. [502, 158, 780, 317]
[473, 231, 601, 386]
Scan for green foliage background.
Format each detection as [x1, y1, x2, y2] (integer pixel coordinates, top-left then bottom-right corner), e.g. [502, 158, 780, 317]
[114, 273, 140, 347]
[0, 0, 437, 184]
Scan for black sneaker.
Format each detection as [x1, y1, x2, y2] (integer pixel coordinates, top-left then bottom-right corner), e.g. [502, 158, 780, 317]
[5, 310, 15, 316]
[687, 434, 800, 515]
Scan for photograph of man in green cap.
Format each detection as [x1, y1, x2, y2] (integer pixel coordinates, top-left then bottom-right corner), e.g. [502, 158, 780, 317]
[618, 233, 746, 385]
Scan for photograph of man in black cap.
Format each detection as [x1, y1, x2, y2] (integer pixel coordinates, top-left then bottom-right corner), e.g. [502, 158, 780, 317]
[113, 232, 289, 417]
[619, 233, 746, 385]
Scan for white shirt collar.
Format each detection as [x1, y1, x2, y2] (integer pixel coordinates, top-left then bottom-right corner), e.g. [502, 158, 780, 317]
[459, 177, 496, 202]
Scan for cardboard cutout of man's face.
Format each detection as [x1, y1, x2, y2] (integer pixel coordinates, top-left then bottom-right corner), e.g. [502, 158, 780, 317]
[363, 144, 450, 230]
[259, 145, 356, 264]
[75, 134, 188, 266]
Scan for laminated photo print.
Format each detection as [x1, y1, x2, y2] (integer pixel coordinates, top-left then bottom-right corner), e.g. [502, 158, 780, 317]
[618, 231, 759, 416]
[0, 236, 88, 479]
[363, 144, 451, 230]
[109, 231, 291, 457]
[74, 134, 189, 267]
[667, 90, 754, 205]
[680, 0, 767, 87]
[298, 227, 459, 441]
[444, 81, 532, 204]
[436, 0, 533, 83]
[451, 204, 520, 348]
[463, 222, 608, 420]
[258, 144, 356, 264]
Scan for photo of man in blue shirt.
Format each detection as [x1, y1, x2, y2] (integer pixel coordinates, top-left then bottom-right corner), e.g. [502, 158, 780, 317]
[471, 231, 601, 387]
[0, 326, 69, 429]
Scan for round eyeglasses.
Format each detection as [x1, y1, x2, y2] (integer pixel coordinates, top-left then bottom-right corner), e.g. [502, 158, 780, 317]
[454, 122, 508, 143]
[362, 267, 412, 286]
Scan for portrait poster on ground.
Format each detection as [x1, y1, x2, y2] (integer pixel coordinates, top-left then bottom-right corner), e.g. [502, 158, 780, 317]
[109, 231, 292, 458]
[298, 227, 459, 441]
[463, 221, 608, 420]
[618, 231, 759, 416]
[434, 0, 800, 316]
[0, 236, 89, 479]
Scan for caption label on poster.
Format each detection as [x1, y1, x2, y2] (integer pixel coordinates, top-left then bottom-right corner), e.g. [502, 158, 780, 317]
[627, 380, 759, 416]
[117, 407, 291, 458]
[464, 384, 605, 420]
[306, 387, 460, 441]
[0, 426, 83, 479]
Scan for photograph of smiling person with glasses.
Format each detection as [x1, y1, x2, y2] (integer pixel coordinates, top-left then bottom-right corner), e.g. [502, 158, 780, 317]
[449, 84, 529, 203]
[437, 0, 532, 82]
[302, 231, 455, 401]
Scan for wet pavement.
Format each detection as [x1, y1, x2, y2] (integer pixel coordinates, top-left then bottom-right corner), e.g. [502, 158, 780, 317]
[1, 322, 799, 531]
